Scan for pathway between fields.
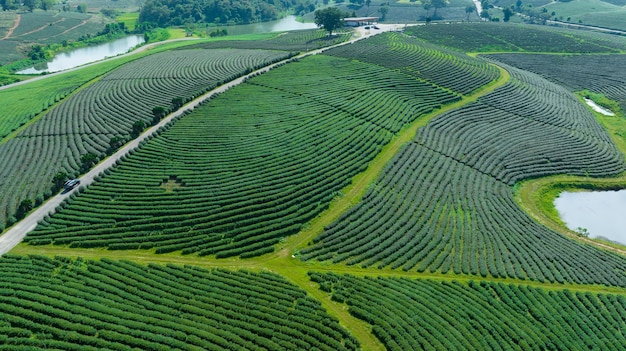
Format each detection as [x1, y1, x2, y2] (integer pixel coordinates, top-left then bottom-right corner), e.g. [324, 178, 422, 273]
[1, 13, 20, 40]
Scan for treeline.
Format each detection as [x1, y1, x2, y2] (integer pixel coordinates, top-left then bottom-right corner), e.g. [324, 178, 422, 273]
[138, 0, 316, 27]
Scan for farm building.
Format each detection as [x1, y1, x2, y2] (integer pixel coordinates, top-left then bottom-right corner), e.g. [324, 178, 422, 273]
[344, 17, 379, 27]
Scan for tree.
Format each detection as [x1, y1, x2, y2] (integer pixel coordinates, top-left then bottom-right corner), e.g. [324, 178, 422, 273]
[132, 120, 146, 137]
[52, 171, 68, 191]
[314, 7, 344, 36]
[503, 7, 513, 22]
[80, 153, 98, 171]
[480, 9, 490, 20]
[16, 199, 33, 219]
[378, 5, 389, 21]
[171, 97, 184, 110]
[365, 0, 371, 13]
[431, 0, 448, 18]
[108, 136, 125, 153]
[152, 106, 167, 124]
[465, 5, 474, 21]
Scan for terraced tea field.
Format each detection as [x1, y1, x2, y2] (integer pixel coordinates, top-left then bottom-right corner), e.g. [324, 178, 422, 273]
[404, 22, 626, 53]
[3, 25, 626, 351]
[25, 46, 469, 255]
[0, 48, 291, 231]
[486, 53, 626, 112]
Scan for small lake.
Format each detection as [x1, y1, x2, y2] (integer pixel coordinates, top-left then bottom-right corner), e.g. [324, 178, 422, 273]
[215, 16, 317, 36]
[555, 190, 626, 245]
[18, 34, 145, 74]
[584, 98, 615, 116]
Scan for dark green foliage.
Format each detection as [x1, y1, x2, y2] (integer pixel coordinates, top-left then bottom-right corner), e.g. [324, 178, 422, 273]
[16, 199, 33, 219]
[301, 66, 626, 286]
[138, 0, 313, 26]
[0, 255, 358, 350]
[404, 22, 626, 53]
[131, 121, 145, 137]
[52, 171, 68, 192]
[314, 7, 346, 35]
[25, 45, 466, 257]
[310, 273, 626, 351]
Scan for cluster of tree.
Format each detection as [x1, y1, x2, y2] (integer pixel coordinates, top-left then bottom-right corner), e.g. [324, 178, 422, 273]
[138, 0, 315, 27]
[0, 0, 54, 11]
[422, 0, 448, 20]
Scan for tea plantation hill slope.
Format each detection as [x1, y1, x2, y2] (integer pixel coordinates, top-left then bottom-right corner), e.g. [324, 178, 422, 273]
[0, 11, 106, 66]
[310, 273, 626, 350]
[24, 33, 498, 256]
[301, 64, 626, 287]
[0, 48, 293, 233]
[0, 254, 360, 350]
[7, 30, 626, 351]
[485, 53, 626, 113]
[403, 22, 626, 53]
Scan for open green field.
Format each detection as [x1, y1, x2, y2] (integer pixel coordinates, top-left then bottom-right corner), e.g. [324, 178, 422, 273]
[543, 0, 626, 31]
[3, 24, 626, 350]
[115, 12, 139, 31]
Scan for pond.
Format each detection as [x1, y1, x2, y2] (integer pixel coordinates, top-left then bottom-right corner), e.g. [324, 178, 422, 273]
[214, 16, 318, 36]
[584, 98, 615, 116]
[555, 190, 626, 245]
[18, 35, 145, 74]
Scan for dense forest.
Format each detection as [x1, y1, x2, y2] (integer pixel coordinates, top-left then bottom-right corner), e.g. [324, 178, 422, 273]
[138, 0, 316, 26]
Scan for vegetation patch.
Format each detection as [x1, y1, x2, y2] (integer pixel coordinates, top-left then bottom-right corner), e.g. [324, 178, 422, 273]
[405, 22, 626, 53]
[0, 254, 359, 350]
[0, 48, 290, 232]
[301, 64, 626, 286]
[310, 273, 626, 350]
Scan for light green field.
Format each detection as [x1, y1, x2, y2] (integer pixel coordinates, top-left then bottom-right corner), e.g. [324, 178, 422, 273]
[116, 12, 139, 31]
[544, 0, 626, 30]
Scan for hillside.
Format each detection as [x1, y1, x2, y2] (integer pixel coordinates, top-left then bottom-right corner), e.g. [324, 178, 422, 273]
[2, 24, 626, 350]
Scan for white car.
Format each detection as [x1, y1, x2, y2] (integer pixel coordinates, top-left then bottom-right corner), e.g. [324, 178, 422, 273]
[63, 179, 80, 191]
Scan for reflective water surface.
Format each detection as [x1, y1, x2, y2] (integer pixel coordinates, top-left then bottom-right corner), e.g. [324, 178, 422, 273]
[555, 190, 626, 245]
[18, 35, 145, 74]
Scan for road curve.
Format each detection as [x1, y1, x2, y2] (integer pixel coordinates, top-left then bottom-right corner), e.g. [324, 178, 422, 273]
[0, 26, 392, 256]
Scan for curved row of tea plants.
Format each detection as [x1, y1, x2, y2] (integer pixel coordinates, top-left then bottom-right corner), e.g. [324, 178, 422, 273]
[323, 32, 500, 96]
[301, 67, 626, 287]
[24, 53, 463, 256]
[302, 143, 626, 286]
[404, 23, 626, 53]
[182, 29, 353, 52]
[310, 273, 626, 351]
[0, 48, 291, 231]
[486, 53, 626, 112]
[0, 254, 359, 350]
[422, 66, 624, 185]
